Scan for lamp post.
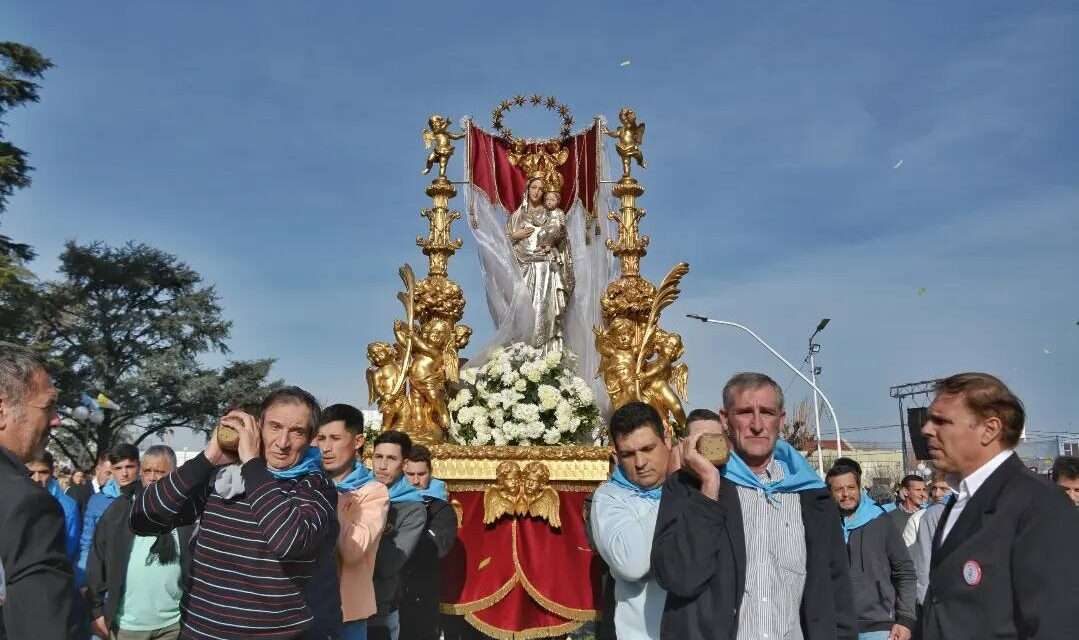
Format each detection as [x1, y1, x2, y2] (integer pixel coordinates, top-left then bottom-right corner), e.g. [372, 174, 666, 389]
[807, 318, 830, 474]
[687, 314, 843, 474]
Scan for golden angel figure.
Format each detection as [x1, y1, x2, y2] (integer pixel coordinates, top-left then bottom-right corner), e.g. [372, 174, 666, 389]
[595, 317, 639, 410]
[606, 107, 646, 178]
[394, 318, 455, 432]
[422, 114, 465, 177]
[639, 328, 689, 432]
[484, 461, 523, 524]
[366, 341, 408, 430]
[522, 462, 561, 528]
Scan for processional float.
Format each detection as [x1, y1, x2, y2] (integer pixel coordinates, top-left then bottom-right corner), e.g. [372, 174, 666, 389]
[364, 97, 690, 638]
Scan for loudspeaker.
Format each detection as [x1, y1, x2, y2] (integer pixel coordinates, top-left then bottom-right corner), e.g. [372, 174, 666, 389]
[907, 407, 931, 460]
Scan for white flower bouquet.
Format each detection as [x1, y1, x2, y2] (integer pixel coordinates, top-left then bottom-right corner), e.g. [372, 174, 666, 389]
[448, 342, 600, 446]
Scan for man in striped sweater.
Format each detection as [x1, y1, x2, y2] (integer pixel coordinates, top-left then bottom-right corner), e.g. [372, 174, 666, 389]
[131, 387, 339, 640]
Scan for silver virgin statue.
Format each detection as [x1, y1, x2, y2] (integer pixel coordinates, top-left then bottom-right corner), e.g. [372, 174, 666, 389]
[508, 177, 575, 353]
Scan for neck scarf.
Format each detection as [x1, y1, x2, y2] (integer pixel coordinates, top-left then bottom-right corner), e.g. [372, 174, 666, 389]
[419, 477, 448, 501]
[386, 474, 423, 503]
[102, 478, 122, 498]
[720, 439, 825, 505]
[214, 447, 323, 499]
[842, 490, 886, 542]
[335, 461, 376, 493]
[46, 477, 65, 500]
[609, 465, 663, 501]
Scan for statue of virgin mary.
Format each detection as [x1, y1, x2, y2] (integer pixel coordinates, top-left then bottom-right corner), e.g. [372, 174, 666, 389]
[464, 120, 613, 413]
[506, 177, 574, 354]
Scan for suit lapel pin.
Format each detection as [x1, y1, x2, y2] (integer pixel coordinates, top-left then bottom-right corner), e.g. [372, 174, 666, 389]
[962, 559, 982, 586]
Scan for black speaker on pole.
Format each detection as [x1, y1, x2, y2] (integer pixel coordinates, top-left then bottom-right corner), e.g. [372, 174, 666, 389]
[907, 407, 931, 460]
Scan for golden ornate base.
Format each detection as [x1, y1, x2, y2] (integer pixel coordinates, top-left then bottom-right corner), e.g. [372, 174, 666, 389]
[430, 444, 610, 487]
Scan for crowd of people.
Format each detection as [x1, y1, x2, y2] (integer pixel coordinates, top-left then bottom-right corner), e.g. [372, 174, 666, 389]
[2, 341, 1079, 640]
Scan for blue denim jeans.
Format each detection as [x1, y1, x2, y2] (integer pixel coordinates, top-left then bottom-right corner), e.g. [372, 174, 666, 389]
[340, 619, 367, 640]
[366, 610, 399, 640]
[858, 632, 891, 640]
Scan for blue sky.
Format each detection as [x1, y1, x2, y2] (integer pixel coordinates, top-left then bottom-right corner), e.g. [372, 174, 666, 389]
[3, 1, 1077, 448]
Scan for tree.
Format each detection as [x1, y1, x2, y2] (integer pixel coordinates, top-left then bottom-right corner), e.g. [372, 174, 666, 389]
[0, 42, 52, 339]
[780, 398, 813, 451]
[34, 241, 280, 466]
[1, 41, 53, 216]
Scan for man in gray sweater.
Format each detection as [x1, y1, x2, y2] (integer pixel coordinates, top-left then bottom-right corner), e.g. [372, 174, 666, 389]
[827, 460, 917, 640]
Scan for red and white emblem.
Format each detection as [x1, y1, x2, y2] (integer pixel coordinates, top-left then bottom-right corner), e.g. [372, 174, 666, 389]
[962, 560, 982, 586]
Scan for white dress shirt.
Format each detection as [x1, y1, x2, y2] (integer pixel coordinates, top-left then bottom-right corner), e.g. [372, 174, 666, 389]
[939, 449, 1014, 542]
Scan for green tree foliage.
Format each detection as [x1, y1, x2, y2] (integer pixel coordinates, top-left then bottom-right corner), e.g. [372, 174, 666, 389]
[34, 241, 280, 465]
[0, 41, 53, 216]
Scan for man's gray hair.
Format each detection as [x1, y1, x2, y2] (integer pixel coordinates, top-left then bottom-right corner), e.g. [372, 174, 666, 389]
[0, 342, 48, 406]
[143, 444, 177, 469]
[722, 372, 785, 412]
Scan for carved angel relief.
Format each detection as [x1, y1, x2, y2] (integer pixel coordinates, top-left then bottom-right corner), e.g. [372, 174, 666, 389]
[483, 461, 561, 528]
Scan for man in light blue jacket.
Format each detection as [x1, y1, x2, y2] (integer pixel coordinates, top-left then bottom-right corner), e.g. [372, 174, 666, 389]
[590, 402, 672, 639]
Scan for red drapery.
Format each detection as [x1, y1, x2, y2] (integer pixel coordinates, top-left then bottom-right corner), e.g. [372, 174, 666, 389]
[468, 124, 600, 218]
[441, 490, 602, 639]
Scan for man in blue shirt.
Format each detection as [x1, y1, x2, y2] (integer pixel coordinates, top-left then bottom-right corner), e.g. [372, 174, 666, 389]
[26, 450, 81, 564]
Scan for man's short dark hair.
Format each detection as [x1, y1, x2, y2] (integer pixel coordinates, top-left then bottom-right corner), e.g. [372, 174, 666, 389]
[108, 443, 140, 465]
[320, 404, 365, 434]
[826, 459, 862, 486]
[259, 386, 321, 437]
[1052, 456, 1079, 482]
[27, 449, 55, 469]
[686, 408, 722, 426]
[609, 402, 663, 443]
[373, 430, 412, 459]
[935, 372, 1025, 447]
[901, 474, 926, 489]
[407, 444, 432, 468]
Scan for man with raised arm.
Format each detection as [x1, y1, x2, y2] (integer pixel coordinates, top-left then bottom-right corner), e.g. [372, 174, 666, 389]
[651, 372, 855, 640]
[131, 387, 338, 640]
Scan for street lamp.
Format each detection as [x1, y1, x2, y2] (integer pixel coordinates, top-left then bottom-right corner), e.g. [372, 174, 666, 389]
[807, 318, 830, 474]
[687, 314, 843, 474]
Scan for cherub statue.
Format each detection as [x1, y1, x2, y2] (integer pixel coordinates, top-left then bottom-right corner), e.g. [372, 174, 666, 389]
[422, 114, 465, 177]
[484, 461, 523, 524]
[394, 317, 455, 433]
[366, 341, 408, 430]
[506, 139, 540, 177]
[639, 328, 689, 433]
[606, 107, 646, 178]
[594, 317, 639, 410]
[521, 462, 561, 528]
[538, 140, 568, 193]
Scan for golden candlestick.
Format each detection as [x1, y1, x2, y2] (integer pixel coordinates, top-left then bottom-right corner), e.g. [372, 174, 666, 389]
[596, 108, 690, 435]
[366, 115, 471, 444]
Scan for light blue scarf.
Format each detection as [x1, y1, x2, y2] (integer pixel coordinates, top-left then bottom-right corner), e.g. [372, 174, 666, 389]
[213, 447, 323, 499]
[101, 478, 121, 498]
[387, 474, 423, 503]
[419, 477, 448, 501]
[335, 461, 376, 493]
[609, 465, 663, 501]
[720, 439, 825, 505]
[46, 477, 66, 500]
[268, 447, 322, 480]
[842, 490, 886, 542]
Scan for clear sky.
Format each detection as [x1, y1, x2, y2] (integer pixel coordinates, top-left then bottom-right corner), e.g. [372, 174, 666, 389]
[4, 1, 1077, 449]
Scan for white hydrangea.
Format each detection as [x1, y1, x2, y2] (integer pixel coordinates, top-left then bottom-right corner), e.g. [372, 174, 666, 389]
[524, 364, 543, 383]
[524, 421, 545, 439]
[460, 368, 478, 385]
[492, 430, 508, 446]
[545, 350, 563, 368]
[513, 378, 527, 392]
[543, 428, 562, 445]
[576, 384, 594, 405]
[490, 408, 505, 427]
[501, 421, 520, 439]
[537, 384, 560, 410]
[512, 403, 540, 424]
[473, 430, 492, 445]
[457, 406, 477, 425]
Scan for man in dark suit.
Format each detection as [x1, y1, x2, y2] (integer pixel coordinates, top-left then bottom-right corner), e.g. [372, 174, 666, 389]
[0, 342, 75, 640]
[920, 372, 1079, 640]
[651, 372, 855, 640]
[66, 453, 110, 515]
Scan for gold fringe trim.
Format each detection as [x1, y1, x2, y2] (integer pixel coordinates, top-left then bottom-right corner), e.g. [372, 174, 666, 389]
[511, 521, 599, 622]
[439, 521, 599, 625]
[447, 481, 600, 493]
[463, 612, 584, 640]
